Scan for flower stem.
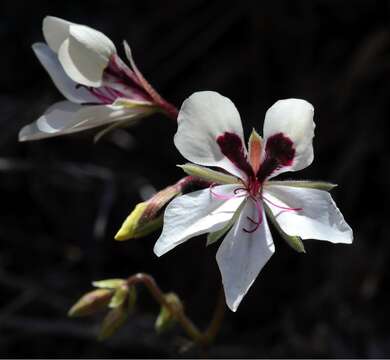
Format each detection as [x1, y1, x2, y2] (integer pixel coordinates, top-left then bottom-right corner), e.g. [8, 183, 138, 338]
[126, 273, 226, 348]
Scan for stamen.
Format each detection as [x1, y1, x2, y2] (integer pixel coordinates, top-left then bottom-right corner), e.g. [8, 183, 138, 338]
[262, 195, 302, 212]
[209, 184, 246, 201]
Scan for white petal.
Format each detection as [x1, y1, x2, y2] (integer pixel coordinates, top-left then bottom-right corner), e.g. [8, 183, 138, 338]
[153, 184, 245, 257]
[263, 99, 315, 178]
[43, 16, 72, 53]
[58, 24, 116, 87]
[264, 184, 353, 244]
[174, 91, 246, 179]
[216, 201, 275, 312]
[32, 43, 96, 104]
[19, 101, 144, 141]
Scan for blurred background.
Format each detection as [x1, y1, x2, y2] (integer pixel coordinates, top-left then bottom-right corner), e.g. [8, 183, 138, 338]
[0, 0, 389, 357]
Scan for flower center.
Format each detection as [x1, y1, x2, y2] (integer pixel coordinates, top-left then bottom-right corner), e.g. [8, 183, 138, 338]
[213, 131, 301, 234]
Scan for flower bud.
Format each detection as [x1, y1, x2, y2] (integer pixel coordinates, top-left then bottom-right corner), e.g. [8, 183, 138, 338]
[99, 303, 128, 341]
[68, 289, 113, 317]
[92, 279, 126, 289]
[155, 292, 183, 334]
[115, 177, 206, 241]
[109, 285, 129, 308]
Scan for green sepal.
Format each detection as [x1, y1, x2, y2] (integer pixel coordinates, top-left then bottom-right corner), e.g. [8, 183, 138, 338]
[92, 279, 126, 289]
[206, 201, 245, 246]
[98, 303, 128, 341]
[178, 163, 239, 185]
[109, 285, 129, 308]
[206, 223, 234, 246]
[266, 180, 337, 191]
[264, 203, 306, 253]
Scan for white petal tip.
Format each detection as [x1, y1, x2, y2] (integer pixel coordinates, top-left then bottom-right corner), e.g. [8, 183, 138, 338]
[153, 244, 164, 257]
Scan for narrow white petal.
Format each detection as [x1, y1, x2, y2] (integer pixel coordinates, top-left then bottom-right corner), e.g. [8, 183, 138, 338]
[32, 43, 96, 103]
[217, 201, 275, 312]
[174, 91, 246, 179]
[19, 101, 81, 141]
[262, 99, 315, 178]
[264, 184, 353, 244]
[19, 101, 144, 141]
[153, 185, 245, 257]
[58, 25, 116, 87]
[43, 16, 72, 53]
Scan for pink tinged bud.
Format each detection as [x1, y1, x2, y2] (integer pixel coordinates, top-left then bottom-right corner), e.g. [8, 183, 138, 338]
[68, 289, 113, 317]
[98, 303, 129, 341]
[115, 176, 206, 241]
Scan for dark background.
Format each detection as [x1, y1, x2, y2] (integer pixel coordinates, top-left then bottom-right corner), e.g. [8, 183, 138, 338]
[0, 0, 389, 357]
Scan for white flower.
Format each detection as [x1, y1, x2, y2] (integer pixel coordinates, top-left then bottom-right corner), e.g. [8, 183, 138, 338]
[19, 16, 176, 142]
[153, 91, 353, 312]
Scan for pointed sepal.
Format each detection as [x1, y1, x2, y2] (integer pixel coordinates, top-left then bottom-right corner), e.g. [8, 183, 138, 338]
[248, 128, 263, 174]
[264, 203, 306, 253]
[178, 163, 239, 185]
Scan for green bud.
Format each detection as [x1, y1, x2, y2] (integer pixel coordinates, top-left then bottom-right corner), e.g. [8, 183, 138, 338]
[264, 203, 306, 253]
[109, 285, 129, 308]
[155, 293, 183, 334]
[92, 279, 126, 289]
[266, 180, 337, 192]
[178, 163, 238, 185]
[115, 180, 186, 242]
[99, 304, 128, 341]
[68, 289, 113, 317]
[115, 202, 163, 241]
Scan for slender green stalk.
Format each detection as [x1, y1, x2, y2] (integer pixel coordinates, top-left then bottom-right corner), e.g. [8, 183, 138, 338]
[126, 273, 226, 348]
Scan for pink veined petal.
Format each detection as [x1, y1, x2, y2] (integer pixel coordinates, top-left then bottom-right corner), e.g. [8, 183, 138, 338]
[174, 91, 247, 179]
[263, 183, 353, 244]
[153, 184, 245, 257]
[216, 200, 275, 312]
[259, 99, 315, 180]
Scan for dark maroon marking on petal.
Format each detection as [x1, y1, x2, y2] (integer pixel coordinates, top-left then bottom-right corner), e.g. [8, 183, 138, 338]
[257, 132, 295, 182]
[217, 132, 254, 177]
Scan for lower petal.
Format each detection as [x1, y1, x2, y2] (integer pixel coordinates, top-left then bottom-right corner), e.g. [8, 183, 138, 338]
[18, 101, 145, 141]
[216, 201, 275, 312]
[153, 184, 245, 257]
[263, 184, 353, 244]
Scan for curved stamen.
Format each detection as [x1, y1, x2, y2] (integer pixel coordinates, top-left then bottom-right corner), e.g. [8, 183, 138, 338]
[262, 195, 302, 212]
[233, 187, 247, 195]
[243, 196, 263, 233]
[209, 184, 246, 201]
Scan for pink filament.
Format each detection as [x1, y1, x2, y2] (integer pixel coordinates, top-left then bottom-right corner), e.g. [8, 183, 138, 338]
[243, 196, 263, 233]
[209, 184, 246, 201]
[262, 195, 302, 212]
[89, 87, 116, 104]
